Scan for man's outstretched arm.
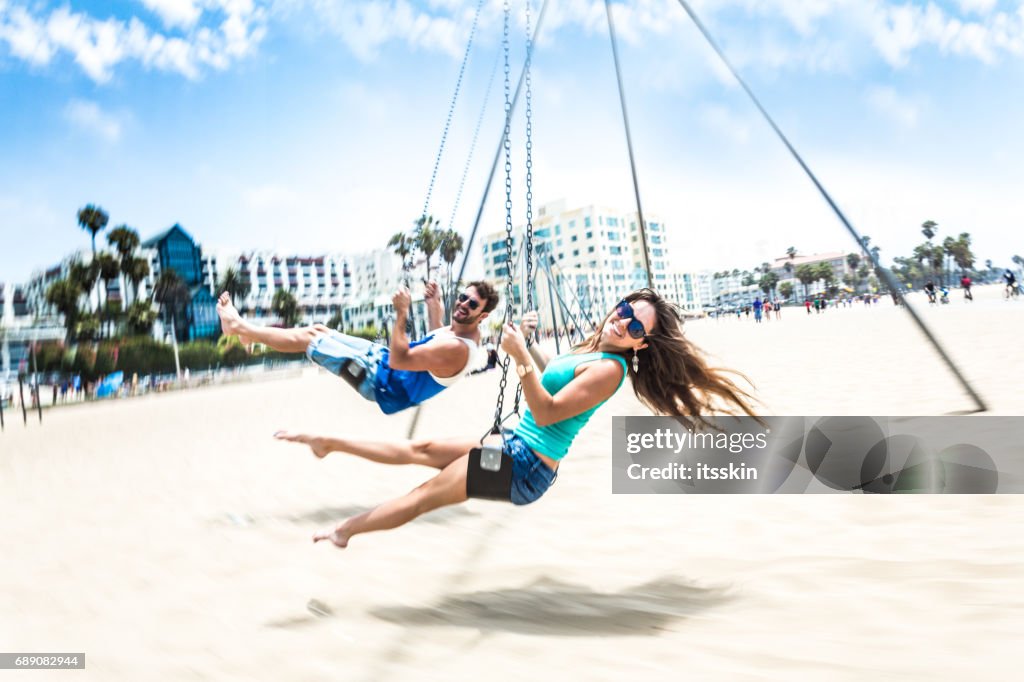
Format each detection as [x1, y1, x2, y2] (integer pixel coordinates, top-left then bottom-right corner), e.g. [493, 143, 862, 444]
[388, 287, 468, 377]
[424, 280, 444, 331]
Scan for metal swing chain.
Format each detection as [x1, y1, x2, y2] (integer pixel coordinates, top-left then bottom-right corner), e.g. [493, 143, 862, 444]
[447, 48, 501, 237]
[490, 0, 516, 437]
[510, 0, 535, 419]
[421, 0, 487, 221]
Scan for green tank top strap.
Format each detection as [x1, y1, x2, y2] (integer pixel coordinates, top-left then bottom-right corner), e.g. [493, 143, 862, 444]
[597, 352, 628, 390]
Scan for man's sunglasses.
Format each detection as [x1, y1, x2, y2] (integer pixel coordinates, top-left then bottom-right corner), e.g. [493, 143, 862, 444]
[458, 292, 481, 311]
[615, 299, 649, 339]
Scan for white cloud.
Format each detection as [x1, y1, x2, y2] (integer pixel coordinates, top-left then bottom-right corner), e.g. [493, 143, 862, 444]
[0, 4, 53, 64]
[0, 0, 268, 82]
[141, 0, 202, 30]
[63, 99, 124, 142]
[867, 86, 919, 128]
[958, 0, 999, 16]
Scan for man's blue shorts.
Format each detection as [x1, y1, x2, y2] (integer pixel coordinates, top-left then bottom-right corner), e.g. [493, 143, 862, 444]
[306, 331, 385, 402]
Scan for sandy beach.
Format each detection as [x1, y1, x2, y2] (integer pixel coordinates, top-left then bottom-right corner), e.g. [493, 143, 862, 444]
[2, 284, 1022, 681]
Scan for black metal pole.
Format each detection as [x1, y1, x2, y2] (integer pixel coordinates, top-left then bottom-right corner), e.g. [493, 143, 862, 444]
[31, 342, 42, 423]
[673, 0, 988, 414]
[543, 262, 562, 355]
[18, 376, 27, 425]
[604, 0, 653, 288]
[449, 0, 552, 316]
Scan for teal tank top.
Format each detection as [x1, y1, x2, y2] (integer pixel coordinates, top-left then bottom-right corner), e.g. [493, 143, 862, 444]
[513, 352, 627, 460]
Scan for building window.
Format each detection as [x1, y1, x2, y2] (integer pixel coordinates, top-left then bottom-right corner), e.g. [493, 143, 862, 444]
[588, 246, 595, 253]
[571, 235, 578, 242]
[584, 217, 591, 227]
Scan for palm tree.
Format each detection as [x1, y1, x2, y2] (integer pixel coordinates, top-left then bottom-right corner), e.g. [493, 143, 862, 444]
[68, 259, 100, 312]
[951, 233, 975, 279]
[153, 270, 189, 342]
[815, 262, 836, 295]
[795, 263, 817, 300]
[126, 257, 150, 304]
[413, 215, 443, 281]
[779, 281, 794, 301]
[77, 204, 109, 256]
[45, 279, 84, 341]
[106, 225, 140, 302]
[786, 246, 797, 260]
[941, 236, 957, 285]
[95, 251, 121, 338]
[388, 231, 414, 274]
[860, 235, 872, 260]
[921, 220, 937, 242]
[271, 289, 300, 328]
[217, 266, 249, 307]
[439, 229, 464, 291]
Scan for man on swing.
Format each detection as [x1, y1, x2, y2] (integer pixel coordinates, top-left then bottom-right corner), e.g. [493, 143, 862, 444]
[216, 280, 499, 414]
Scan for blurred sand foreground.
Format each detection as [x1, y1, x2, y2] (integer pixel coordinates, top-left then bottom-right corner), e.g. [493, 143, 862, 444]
[2, 284, 1022, 681]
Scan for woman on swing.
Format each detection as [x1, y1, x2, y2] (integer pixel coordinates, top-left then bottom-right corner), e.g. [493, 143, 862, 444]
[275, 288, 758, 548]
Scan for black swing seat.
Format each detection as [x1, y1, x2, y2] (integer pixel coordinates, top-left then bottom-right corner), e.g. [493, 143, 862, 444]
[466, 446, 514, 501]
[338, 358, 367, 391]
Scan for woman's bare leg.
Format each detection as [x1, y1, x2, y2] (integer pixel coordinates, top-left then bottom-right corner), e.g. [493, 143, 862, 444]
[314, 454, 470, 547]
[274, 431, 477, 470]
[217, 292, 328, 352]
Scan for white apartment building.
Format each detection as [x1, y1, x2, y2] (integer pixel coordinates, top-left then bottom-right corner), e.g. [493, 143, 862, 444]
[199, 248, 420, 332]
[769, 251, 852, 300]
[481, 200, 703, 331]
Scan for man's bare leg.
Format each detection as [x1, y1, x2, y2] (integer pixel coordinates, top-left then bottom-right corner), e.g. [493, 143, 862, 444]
[312, 454, 470, 548]
[217, 292, 327, 352]
[274, 431, 476, 470]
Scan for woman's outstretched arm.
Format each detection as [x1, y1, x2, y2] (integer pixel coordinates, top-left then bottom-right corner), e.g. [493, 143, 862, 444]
[500, 322, 621, 427]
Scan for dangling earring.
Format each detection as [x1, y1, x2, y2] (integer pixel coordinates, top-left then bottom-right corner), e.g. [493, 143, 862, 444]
[632, 349, 640, 372]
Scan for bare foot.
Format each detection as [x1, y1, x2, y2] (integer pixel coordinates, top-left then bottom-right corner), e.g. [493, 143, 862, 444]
[313, 526, 349, 548]
[216, 292, 252, 345]
[274, 430, 332, 458]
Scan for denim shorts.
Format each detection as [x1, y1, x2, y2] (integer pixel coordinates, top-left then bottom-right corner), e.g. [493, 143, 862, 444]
[506, 433, 558, 505]
[306, 332, 385, 402]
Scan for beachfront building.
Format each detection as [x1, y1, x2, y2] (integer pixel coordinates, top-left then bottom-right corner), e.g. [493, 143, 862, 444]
[23, 225, 218, 344]
[768, 251, 852, 301]
[199, 247, 431, 335]
[0, 282, 63, 383]
[480, 200, 704, 331]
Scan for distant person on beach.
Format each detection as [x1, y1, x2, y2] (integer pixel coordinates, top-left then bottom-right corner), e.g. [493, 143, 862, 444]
[274, 290, 758, 549]
[753, 297, 763, 323]
[960, 275, 973, 301]
[217, 280, 497, 414]
[805, 299, 812, 315]
[924, 281, 937, 304]
[1004, 270, 1018, 298]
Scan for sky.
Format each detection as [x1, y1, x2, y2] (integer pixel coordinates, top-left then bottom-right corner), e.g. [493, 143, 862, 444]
[1, 0, 1023, 285]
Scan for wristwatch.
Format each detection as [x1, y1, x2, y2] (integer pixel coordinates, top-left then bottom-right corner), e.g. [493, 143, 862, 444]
[516, 363, 534, 378]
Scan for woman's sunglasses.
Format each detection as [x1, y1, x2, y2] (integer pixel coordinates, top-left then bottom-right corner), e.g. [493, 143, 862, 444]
[615, 299, 648, 339]
[458, 292, 481, 311]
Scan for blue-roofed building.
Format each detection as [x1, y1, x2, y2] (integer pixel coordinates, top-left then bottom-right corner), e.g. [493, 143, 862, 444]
[141, 224, 218, 342]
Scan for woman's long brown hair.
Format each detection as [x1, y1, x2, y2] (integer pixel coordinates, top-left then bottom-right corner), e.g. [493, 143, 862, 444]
[575, 288, 759, 428]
